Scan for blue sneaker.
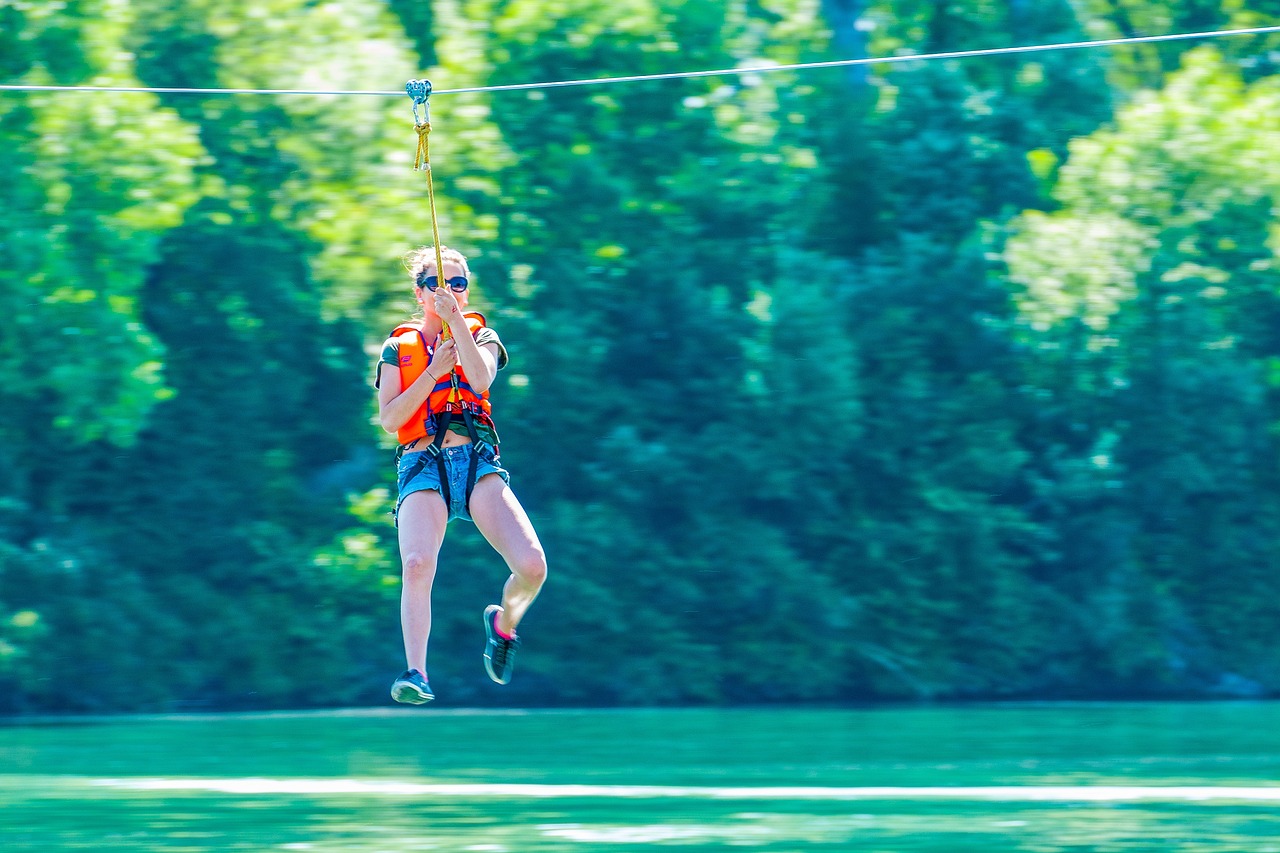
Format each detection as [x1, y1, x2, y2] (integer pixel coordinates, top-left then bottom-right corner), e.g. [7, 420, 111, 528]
[483, 605, 520, 685]
[391, 669, 434, 704]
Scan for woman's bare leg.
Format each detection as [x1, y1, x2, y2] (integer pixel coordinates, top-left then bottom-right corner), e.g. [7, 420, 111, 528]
[397, 489, 449, 672]
[469, 474, 547, 636]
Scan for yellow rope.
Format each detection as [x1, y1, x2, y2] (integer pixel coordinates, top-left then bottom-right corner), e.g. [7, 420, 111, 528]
[414, 118, 461, 409]
[414, 121, 451, 343]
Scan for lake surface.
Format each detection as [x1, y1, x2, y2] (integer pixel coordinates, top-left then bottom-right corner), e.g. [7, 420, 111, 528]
[3, 702, 1279, 851]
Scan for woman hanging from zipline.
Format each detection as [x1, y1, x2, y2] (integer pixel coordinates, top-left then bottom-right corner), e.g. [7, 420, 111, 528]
[375, 245, 548, 703]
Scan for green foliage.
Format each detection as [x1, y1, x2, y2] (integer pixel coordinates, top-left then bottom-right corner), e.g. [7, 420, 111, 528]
[0, 71, 202, 461]
[0, 0, 426, 710]
[0, 0, 204, 568]
[1007, 47, 1280, 694]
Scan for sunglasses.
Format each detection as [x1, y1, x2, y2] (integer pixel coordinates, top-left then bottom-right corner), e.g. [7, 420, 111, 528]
[417, 273, 469, 292]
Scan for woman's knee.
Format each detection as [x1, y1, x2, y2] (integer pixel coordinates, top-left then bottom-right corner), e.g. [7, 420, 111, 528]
[513, 547, 548, 589]
[401, 550, 437, 584]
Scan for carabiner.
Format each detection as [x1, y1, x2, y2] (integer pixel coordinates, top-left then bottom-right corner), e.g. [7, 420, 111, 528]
[406, 78, 432, 125]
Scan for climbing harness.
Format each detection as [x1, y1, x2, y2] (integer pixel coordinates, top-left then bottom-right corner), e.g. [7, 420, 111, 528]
[399, 79, 497, 515]
[389, 312, 499, 514]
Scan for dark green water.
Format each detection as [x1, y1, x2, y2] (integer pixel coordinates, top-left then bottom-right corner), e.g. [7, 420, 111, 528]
[3, 702, 1279, 852]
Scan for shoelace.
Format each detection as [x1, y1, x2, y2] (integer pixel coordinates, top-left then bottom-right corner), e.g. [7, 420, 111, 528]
[491, 634, 520, 666]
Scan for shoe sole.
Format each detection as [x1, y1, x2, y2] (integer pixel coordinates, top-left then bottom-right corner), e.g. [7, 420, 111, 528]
[391, 684, 434, 704]
[483, 605, 513, 685]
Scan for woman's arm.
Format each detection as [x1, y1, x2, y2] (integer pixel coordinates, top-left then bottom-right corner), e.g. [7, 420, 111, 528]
[453, 335, 499, 393]
[433, 289, 498, 392]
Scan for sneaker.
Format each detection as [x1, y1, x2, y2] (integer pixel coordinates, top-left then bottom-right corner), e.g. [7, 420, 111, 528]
[390, 669, 434, 704]
[483, 604, 520, 685]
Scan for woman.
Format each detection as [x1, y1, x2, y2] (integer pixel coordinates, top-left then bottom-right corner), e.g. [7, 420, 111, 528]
[375, 245, 547, 704]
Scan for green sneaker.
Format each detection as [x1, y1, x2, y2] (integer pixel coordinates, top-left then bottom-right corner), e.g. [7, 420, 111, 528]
[483, 605, 520, 685]
[391, 669, 434, 704]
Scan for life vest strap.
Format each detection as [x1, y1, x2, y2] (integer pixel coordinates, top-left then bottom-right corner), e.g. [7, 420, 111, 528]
[459, 407, 483, 509]
[429, 411, 454, 510]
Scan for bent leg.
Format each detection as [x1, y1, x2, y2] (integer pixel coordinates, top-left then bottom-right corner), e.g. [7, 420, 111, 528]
[469, 473, 547, 636]
[397, 489, 449, 673]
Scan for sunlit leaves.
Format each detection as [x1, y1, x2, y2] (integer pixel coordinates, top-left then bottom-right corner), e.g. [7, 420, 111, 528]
[1010, 48, 1280, 334]
[0, 20, 203, 448]
[1009, 211, 1152, 332]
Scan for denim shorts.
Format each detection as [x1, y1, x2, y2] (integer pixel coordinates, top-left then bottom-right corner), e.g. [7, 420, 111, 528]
[396, 444, 509, 524]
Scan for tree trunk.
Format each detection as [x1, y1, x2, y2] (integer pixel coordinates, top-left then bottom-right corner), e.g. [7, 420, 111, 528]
[820, 0, 869, 88]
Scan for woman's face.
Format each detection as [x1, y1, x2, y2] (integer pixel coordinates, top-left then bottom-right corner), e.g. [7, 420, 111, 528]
[417, 260, 470, 313]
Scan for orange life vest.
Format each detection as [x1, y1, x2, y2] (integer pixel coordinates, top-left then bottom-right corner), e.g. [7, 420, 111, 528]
[390, 312, 494, 446]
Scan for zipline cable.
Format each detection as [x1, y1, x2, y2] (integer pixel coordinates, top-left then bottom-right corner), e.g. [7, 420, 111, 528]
[0, 25, 1277, 98]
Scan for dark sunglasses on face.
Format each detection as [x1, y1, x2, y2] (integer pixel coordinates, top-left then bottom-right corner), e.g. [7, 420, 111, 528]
[417, 273, 469, 292]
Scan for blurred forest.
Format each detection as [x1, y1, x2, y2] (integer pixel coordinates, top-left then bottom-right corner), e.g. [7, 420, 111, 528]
[1, 0, 1279, 712]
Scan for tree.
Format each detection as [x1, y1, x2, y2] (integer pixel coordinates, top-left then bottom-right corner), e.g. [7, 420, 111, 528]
[1006, 48, 1280, 694]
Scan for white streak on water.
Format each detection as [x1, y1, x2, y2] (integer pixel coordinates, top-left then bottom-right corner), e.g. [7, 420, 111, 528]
[89, 778, 1280, 802]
